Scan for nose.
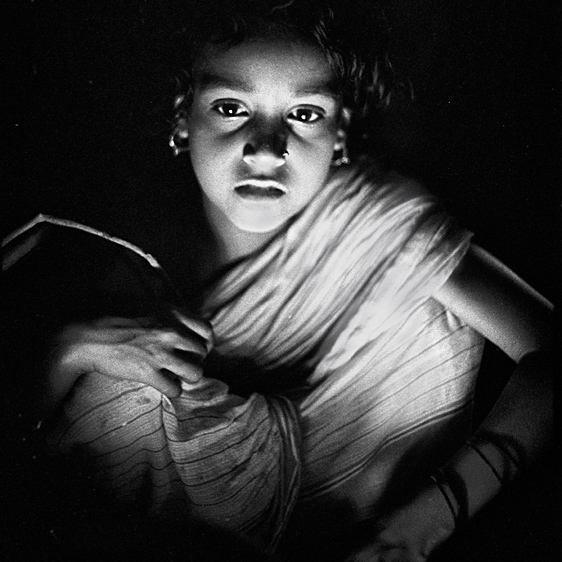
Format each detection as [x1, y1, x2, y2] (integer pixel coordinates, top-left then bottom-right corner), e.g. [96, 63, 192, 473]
[242, 125, 288, 169]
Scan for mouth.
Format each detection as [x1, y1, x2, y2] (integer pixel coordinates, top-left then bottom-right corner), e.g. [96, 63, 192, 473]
[234, 179, 287, 200]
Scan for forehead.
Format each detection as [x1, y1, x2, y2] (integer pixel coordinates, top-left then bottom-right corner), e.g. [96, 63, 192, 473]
[192, 39, 338, 98]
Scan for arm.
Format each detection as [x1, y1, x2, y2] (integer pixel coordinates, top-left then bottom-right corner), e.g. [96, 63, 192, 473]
[40, 307, 213, 421]
[42, 309, 302, 550]
[435, 244, 553, 362]
[432, 244, 553, 517]
[346, 244, 554, 561]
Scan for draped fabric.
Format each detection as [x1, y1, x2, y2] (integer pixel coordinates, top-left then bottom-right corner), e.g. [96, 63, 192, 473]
[47, 161, 484, 549]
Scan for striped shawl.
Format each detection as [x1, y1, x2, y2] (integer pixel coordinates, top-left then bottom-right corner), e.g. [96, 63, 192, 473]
[48, 162, 484, 549]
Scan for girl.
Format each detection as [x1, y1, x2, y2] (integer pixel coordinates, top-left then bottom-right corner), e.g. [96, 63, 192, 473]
[23, 1, 553, 561]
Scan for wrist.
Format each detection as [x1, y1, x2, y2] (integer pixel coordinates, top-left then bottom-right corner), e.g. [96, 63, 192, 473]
[442, 444, 502, 521]
[430, 433, 522, 526]
[429, 469, 463, 528]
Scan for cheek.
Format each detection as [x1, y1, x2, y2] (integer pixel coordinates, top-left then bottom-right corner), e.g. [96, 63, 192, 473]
[296, 139, 335, 183]
[296, 127, 338, 161]
[188, 130, 235, 181]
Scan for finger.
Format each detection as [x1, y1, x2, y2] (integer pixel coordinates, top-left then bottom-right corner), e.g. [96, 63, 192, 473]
[124, 334, 204, 377]
[154, 328, 209, 358]
[170, 308, 214, 350]
[96, 357, 182, 399]
[158, 369, 183, 398]
[161, 353, 204, 383]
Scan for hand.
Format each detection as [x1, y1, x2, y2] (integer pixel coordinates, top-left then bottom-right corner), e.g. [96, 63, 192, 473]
[43, 307, 213, 417]
[345, 482, 456, 562]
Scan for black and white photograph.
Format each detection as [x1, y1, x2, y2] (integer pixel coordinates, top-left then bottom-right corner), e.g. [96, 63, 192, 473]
[3, 1, 559, 560]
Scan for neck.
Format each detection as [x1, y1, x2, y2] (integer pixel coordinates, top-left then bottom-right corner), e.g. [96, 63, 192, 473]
[202, 195, 278, 268]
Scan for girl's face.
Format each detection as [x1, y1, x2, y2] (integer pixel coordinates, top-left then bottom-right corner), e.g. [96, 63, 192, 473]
[186, 38, 347, 235]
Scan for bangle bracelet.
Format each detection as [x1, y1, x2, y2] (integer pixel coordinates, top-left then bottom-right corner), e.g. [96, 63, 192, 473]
[470, 431, 521, 472]
[430, 469, 461, 528]
[467, 440, 504, 485]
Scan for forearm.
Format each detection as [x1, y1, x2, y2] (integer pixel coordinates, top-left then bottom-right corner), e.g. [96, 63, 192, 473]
[435, 348, 553, 525]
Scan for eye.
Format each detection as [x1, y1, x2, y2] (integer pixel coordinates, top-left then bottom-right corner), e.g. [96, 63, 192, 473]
[288, 108, 324, 124]
[212, 102, 248, 118]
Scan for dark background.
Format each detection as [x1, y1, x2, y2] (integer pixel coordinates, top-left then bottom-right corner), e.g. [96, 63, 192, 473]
[4, 0, 561, 560]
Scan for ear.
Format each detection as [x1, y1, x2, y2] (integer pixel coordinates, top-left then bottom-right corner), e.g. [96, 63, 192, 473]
[175, 117, 190, 137]
[170, 97, 191, 156]
[173, 93, 192, 131]
[334, 107, 352, 151]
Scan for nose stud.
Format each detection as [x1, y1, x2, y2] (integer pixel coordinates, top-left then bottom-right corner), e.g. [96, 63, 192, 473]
[283, 150, 289, 158]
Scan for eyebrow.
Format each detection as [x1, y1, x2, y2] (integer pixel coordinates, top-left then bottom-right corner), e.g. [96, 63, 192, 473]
[295, 80, 340, 100]
[196, 72, 253, 93]
[196, 71, 340, 101]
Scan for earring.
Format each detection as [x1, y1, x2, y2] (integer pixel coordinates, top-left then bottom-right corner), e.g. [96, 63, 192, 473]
[169, 118, 190, 156]
[332, 144, 350, 167]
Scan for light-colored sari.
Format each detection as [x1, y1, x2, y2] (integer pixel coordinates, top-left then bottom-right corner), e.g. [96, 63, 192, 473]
[48, 161, 484, 549]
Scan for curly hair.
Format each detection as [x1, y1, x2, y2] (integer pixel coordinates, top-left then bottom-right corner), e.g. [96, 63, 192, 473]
[172, 0, 396, 151]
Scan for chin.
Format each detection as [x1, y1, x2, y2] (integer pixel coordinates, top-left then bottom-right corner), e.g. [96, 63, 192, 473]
[236, 219, 286, 234]
[234, 211, 288, 234]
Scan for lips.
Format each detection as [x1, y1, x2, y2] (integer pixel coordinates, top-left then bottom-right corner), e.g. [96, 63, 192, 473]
[234, 179, 287, 200]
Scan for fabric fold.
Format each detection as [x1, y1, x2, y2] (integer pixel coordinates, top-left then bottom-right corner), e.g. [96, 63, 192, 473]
[47, 160, 484, 547]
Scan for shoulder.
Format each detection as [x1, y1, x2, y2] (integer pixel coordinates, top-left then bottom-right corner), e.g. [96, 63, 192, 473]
[324, 158, 442, 230]
[329, 157, 430, 200]
[434, 244, 553, 362]
[330, 158, 472, 252]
